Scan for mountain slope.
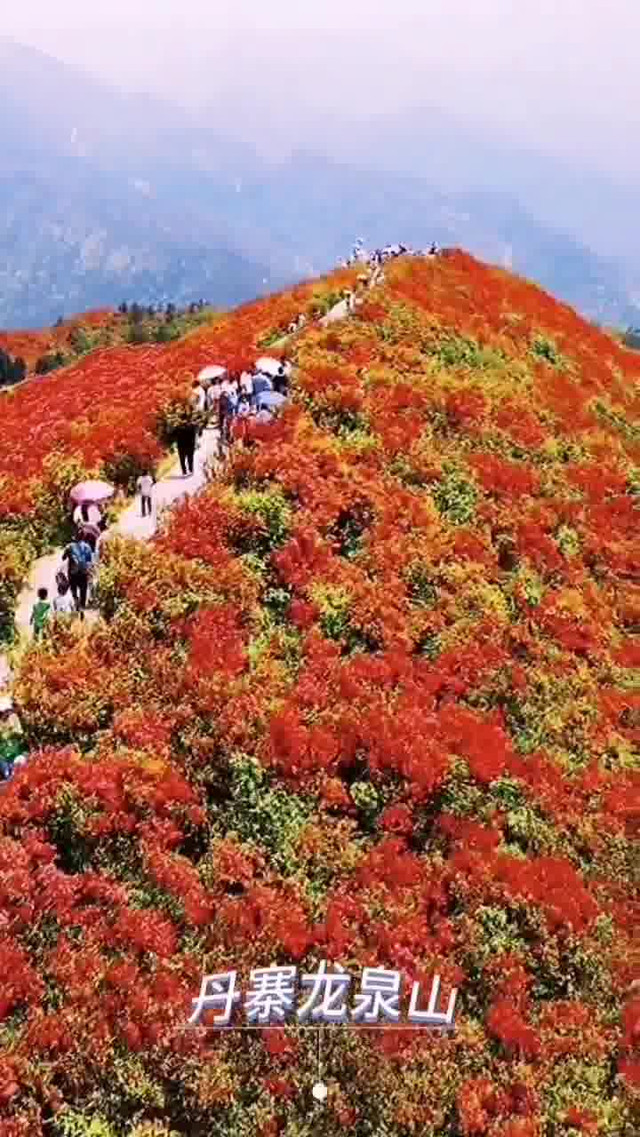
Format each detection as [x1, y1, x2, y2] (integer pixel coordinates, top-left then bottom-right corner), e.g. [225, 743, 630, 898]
[3, 251, 639, 1134]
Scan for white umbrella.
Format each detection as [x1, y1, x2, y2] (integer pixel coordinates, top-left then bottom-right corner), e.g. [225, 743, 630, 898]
[197, 365, 227, 383]
[254, 356, 282, 378]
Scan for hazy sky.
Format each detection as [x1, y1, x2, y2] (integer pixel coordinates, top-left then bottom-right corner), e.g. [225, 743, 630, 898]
[5, 0, 640, 179]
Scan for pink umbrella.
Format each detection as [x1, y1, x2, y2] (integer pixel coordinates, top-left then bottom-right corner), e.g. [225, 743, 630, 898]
[69, 480, 115, 506]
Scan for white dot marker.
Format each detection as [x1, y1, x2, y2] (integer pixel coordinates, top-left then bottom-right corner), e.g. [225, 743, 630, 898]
[312, 1081, 328, 1103]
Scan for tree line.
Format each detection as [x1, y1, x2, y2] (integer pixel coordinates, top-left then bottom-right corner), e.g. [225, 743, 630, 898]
[0, 299, 213, 390]
[0, 349, 26, 388]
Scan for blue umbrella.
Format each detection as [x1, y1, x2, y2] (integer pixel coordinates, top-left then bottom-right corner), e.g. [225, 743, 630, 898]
[257, 391, 287, 411]
[253, 375, 273, 396]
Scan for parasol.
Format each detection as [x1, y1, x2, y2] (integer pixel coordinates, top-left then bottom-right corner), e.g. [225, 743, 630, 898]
[257, 391, 287, 411]
[254, 356, 283, 378]
[197, 365, 227, 383]
[69, 480, 115, 506]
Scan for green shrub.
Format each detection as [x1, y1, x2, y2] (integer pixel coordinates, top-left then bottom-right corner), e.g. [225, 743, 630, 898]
[432, 468, 477, 524]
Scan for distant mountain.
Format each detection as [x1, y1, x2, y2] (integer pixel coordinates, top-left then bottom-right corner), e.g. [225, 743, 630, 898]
[0, 38, 277, 327]
[222, 151, 640, 328]
[309, 100, 640, 272]
[0, 37, 638, 331]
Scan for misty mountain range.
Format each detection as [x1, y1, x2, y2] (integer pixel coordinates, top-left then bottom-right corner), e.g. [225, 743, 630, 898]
[1, 35, 639, 330]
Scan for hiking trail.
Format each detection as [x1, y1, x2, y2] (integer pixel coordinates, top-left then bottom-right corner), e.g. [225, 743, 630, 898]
[0, 285, 369, 693]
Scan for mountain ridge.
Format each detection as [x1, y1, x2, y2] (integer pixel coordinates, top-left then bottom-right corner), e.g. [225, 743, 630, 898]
[1, 36, 639, 330]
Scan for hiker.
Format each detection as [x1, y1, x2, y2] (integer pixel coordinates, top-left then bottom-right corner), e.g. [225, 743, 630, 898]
[173, 421, 198, 477]
[236, 391, 251, 417]
[30, 587, 51, 640]
[77, 522, 100, 552]
[191, 379, 207, 413]
[206, 378, 221, 417]
[137, 470, 154, 518]
[73, 501, 101, 528]
[232, 393, 252, 445]
[62, 536, 94, 617]
[253, 371, 273, 399]
[52, 579, 75, 620]
[240, 371, 254, 402]
[218, 381, 235, 452]
[190, 380, 207, 445]
[0, 696, 26, 782]
[272, 366, 289, 396]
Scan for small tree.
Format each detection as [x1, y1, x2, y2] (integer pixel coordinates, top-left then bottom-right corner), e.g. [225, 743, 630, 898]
[154, 323, 173, 343]
[127, 323, 148, 345]
[11, 357, 26, 383]
[0, 350, 11, 386]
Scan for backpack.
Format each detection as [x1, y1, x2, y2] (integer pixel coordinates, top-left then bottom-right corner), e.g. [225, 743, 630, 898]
[68, 541, 92, 573]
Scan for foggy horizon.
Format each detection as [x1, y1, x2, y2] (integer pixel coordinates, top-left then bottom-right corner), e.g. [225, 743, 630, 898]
[3, 0, 640, 185]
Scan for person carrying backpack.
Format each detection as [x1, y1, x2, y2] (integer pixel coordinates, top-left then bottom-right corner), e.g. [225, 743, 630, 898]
[62, 537, 94, 617]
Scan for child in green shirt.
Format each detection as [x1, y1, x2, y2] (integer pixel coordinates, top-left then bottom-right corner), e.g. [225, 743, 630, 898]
[30, 587, 51, 640]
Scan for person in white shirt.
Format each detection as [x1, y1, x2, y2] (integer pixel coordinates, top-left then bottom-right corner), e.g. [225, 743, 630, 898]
[73, 502, 101, 528]
[52, 584, 76, 618]
[240, 371, 254, 400]
[137, 472, 154, 518]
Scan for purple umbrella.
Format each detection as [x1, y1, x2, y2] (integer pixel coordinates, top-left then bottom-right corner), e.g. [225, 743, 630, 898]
[69, 480, 115, 506]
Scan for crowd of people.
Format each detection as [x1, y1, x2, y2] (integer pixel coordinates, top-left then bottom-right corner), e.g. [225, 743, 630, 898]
[190, 357, 292, 459]
[338, 238, 440, 269]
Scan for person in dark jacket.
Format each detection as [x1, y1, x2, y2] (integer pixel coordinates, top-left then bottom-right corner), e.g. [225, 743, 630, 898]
[174, 424, 198, 476]
[62, 538, 94, 617]
[273, 367, 289, 396]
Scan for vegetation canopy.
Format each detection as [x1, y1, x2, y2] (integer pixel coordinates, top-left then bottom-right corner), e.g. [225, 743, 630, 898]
[0, 252, 639, 1136]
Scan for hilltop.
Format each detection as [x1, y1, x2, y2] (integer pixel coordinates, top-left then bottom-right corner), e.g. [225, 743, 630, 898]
[0, 252, 639, 1135]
